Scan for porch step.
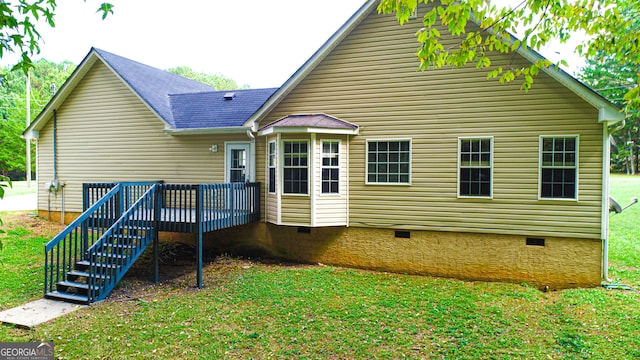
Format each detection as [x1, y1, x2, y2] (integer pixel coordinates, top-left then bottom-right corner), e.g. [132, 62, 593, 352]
[45, 291, 89, 305]
[75, 260, 117, 271]
[56, 280, 100, 296]
[66, 270, 110, 282]
[104, 243, 138, 254]
[94, 252, 128, 260]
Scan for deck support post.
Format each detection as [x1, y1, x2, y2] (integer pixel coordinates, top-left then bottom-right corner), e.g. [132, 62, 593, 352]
[196, 185, 203, 288]
[153, 183, 160, 283]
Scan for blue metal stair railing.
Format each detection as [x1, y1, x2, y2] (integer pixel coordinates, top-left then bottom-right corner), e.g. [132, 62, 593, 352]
[86, 183, 159, 303]
[44, 183, 124, 300]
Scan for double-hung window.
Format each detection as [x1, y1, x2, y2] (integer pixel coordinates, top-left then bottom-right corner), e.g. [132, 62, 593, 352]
[321, 140, 340, 194]
[283, 140, 308, 194]
[366, 140, 411, 184]
[540, 136, 578, 199]
[268, 141, 276, 194]
[458, 137, 492, 197]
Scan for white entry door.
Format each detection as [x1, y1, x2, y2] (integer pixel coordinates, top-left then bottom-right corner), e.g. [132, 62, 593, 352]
[225, 143, 251, 183]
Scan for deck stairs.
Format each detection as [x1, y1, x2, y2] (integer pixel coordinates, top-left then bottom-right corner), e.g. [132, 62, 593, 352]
[44, 183, 159, 305]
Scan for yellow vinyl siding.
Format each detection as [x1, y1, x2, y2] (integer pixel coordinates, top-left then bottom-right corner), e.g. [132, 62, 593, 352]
[280, 196, 311, 225]
[258, 6, 603, 239]
[36, 61, 249, 213]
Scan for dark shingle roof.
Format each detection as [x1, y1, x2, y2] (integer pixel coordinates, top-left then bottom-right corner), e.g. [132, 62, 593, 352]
[93, 48, 214, 127]
[170, 88, 278, 129]
[259, 114, 359, 131]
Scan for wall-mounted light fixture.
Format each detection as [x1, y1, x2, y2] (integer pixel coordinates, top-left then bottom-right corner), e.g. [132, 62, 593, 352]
[209, 145, 218, 152]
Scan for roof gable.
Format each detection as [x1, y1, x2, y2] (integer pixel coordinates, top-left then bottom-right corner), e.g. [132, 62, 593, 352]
[24, 48, 216, 138]
[93, 48, 214, 127]
[245, 1, 623, 127]
[258, 113, 359, 135]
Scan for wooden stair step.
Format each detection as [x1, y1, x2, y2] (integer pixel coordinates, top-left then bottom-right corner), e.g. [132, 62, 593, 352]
[75, 260, 117, 270]
[105, 243, 137, 250]
[45, 291, 90, 305]
[56, 280, 100, 295]
[66, 270, 110, 281]
[94, 252, 129, 260]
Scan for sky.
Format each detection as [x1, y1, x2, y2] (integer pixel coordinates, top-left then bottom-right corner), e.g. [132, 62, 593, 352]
[0, 0, 585, 89]
[1, 0, 364, 88]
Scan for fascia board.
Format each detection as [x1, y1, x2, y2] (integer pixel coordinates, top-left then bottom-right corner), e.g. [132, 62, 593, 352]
[164, 126, 252, 135]
[257, 127, 359, 136]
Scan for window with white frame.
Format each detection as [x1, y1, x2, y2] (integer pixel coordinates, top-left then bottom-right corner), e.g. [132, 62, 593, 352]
[367, 140, 411, 184]
[321, 140, 340, 194]
[540, 136, 578, 199]
[283, 140, 308, 194]
[459, 137, 492, 197]
[268, 141, 276, 194]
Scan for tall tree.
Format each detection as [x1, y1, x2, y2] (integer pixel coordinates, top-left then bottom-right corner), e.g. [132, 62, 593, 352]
[0, 1, 112, 74]
[0, 59, 75, 179]
[579, 3, 640, 173]
[379, 0, 639, 113]
[166, 66, 248, 90]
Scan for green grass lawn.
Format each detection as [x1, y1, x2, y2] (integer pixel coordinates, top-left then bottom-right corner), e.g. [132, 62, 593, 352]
[609, 174, 640, 287]
[2, 181, 37, 197]
[0, 176, 639, 359]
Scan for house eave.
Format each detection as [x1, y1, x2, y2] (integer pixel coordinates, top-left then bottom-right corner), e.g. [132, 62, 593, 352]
[23, 129, 40, 140]
[257, 126, 359, 136]
[515, 45, 623, 123]
[163, 126, 252, 135]
[496, 28, 624, 124]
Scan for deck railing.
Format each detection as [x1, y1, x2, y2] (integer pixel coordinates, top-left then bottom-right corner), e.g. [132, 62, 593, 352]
[46, 181, 261, 301]
[84, 182, 261, 233]
[199, 182, 261, 232]
[158, 184, 198, 233]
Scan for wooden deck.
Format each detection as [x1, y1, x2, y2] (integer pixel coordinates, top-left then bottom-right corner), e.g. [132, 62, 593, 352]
[83, 182, 260, 233]
[45, 181, 261, 302]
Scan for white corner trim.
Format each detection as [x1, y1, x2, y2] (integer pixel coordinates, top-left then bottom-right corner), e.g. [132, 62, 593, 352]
[310, 133, 317, 227]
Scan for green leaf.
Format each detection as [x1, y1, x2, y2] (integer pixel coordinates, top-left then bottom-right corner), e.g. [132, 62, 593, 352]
[97, 3, 114, 20]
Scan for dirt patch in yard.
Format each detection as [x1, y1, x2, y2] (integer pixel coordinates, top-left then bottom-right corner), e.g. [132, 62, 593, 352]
[108, 243, 318, 303]
[0, 211, 65, 238]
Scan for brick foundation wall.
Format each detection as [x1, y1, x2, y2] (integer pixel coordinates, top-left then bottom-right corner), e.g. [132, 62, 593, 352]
[41, 211, 602, 289]
[204, 223, 602, 289]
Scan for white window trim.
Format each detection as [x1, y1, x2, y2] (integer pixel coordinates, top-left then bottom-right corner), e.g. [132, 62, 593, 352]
[365, 138, 412, 185]
[457, 136, 494, 199]
[320, 139, 341, 196]
[538, 135, 580, 201]
[281, 138, 310, 196]
[408, 6, 418, 19]
[267, 140, 277, 194]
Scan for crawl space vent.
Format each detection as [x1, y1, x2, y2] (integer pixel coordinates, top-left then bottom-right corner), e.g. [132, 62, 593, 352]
[526, 237, 545, 247]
